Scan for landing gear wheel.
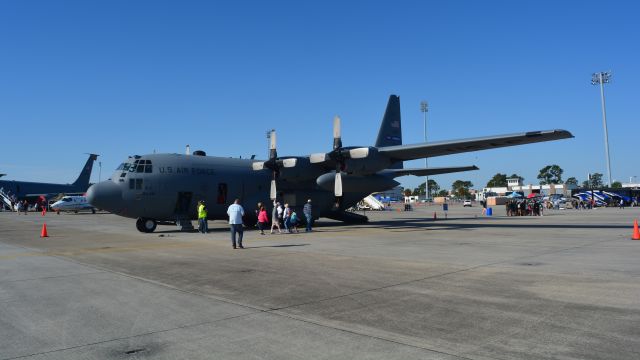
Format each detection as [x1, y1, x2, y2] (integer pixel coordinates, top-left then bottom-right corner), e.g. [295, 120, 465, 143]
[91, 208, 96, 214]
[136, 217, 157, 233]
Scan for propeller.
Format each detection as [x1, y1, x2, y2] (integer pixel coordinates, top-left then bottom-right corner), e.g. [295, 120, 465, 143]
[251, 130, 298, 200]
[309, 116, 374, 200]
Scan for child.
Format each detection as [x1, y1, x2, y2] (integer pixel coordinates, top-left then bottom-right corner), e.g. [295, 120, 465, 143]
[290, 211, 300, 233]
[257, 205, 268, 235]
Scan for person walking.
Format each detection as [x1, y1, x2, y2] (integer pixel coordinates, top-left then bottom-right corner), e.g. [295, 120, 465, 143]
[303, 199, 313, 232]
[270, 201, 282, 234]
[227, 199, 245, 249]
[283, 203, 292, 233]
[257, 205, 268, 235]
[197, 200, 208, 234]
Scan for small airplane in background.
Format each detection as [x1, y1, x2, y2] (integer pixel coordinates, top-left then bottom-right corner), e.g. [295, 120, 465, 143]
[88, 95, 573, 233]
[51, 195, 96, 214]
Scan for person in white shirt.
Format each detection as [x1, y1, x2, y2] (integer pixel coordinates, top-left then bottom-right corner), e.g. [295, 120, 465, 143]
[227, 198, 245, 249]
[270, 201, 282, 234]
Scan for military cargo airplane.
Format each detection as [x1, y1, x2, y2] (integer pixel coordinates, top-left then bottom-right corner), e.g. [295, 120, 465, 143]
[0, 154, 98, 202]
[87, 95, 573, 233]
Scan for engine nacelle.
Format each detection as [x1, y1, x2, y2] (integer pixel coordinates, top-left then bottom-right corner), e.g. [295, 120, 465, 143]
[343, 147, 391, 175]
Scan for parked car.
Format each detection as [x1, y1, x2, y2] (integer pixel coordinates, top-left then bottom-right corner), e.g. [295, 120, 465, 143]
[463, 200, 472, 207]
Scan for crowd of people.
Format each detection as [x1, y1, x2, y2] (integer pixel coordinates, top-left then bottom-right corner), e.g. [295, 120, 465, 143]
[195, 198, 314, 249]
[505, 199, 543, 216]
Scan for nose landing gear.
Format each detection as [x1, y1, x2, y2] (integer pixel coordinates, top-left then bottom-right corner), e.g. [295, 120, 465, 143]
[136, 217, 157, 233]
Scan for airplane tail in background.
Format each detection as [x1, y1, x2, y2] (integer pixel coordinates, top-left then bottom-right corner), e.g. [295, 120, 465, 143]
[375, 95, 403, 169]
[72, 154, 98, 188]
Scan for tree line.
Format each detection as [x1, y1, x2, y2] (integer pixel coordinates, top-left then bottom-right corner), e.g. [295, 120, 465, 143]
[405, 164, 621, 199]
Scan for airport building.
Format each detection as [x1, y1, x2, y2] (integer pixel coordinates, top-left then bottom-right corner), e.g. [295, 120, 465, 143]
[477, 177, 577, 201]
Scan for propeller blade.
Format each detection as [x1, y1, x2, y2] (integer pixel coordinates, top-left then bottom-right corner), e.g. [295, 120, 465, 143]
[282, 158, 297, 168]
[334, 171, 343, 197]
[310, 153, 328, 163]
[252, 161, 266, 171]
[269, 130, 277, 159]
[348, 147, 369, 159]
[333, 116, 342, 149]
[270, 179, 277, 200]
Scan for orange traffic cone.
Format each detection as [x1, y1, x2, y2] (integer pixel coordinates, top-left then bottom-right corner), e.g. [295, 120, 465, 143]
[40, 223, 49, 238]
[433, 212, 437, 220]
[633, 219, 640, 240]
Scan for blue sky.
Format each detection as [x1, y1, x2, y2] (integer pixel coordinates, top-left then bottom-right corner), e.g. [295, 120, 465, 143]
[1, 1, 638, 190]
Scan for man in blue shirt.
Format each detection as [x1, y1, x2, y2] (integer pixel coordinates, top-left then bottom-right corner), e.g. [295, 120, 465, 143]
[227, 198, 245, 249]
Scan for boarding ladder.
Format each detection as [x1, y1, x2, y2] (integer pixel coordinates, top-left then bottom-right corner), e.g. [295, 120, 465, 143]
[0, 188, 14, 211]
[362, 195, 385, 210]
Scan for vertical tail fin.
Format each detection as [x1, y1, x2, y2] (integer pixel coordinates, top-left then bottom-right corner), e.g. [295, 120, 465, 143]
[375, 95, 403, 169]
[72, 154, 98, 188]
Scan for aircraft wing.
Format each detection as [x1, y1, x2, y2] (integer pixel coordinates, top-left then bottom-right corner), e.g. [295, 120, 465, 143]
[378, 130, 573, 161]
[379, 165, 479, 178]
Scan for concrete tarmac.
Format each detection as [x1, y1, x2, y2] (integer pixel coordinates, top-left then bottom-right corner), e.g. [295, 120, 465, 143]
[1, 205, 639, 359]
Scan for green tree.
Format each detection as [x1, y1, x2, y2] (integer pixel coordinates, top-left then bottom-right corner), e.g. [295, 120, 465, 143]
[427, 179, 440, 197]
[414, 179, 440, 198]
[486, 173, 507, 187]
[582, 173, 604, 188]
[436, 190, 449, 197]
[412, 188, 421, 196]
[509, 174, 524, 182]
[566, 177, 578, 187]
[611, 181, 622, 188]
[537, 165, 564, 184]
[452, 180, 473, 199]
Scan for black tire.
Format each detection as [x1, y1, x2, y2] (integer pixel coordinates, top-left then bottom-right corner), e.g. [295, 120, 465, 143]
[136, 217, 157, 233]
[91, 208, 96, 214]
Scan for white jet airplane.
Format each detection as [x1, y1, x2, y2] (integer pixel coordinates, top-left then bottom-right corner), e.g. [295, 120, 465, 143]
[51, 195, 96, 214]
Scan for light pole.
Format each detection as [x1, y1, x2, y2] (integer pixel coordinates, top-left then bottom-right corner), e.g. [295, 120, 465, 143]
[591, 71, 612, 187]
[420, 101, 429, 200]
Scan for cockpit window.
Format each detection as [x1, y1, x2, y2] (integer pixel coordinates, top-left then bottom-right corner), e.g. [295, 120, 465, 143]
[133, 159, 153, 173]
[62, 197, 71, 202]
[116, 163, 125, 170]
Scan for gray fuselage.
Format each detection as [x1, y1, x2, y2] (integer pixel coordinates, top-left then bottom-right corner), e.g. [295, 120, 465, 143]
[88, 153, 385, 223]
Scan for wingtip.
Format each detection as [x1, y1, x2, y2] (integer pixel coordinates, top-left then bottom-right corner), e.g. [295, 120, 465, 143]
[557, 129, 575, 138]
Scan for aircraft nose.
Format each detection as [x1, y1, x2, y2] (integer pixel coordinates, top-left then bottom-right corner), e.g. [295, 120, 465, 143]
[87, 181, 123, 212]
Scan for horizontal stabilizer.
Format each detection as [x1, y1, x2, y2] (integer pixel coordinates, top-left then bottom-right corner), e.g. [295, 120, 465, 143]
[379, 130, 573, 161]
[379, 165, 479, 178]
